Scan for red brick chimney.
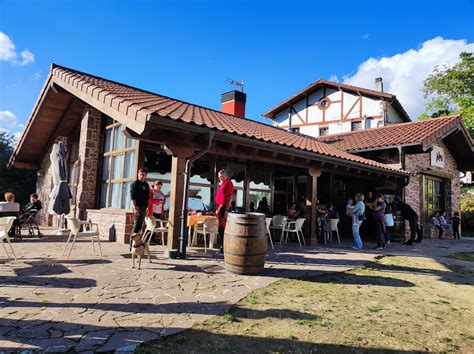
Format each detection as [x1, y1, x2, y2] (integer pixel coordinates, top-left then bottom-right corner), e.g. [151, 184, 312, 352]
[221, 90, 246, 118]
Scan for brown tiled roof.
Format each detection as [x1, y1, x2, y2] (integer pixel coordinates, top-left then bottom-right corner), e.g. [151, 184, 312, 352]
[11, 64, 409, 176]
[315, 115, 470, 152]
[262, 79, 411, 122]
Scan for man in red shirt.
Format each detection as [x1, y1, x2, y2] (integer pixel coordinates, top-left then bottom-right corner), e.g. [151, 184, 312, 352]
[215, 169, 234, 252]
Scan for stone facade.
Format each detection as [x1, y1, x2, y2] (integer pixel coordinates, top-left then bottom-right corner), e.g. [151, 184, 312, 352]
[36, 136, 68, 226]
[403, 141, 461, 239]
[86, 208, 135, 244]
[76, 106, 102, 220]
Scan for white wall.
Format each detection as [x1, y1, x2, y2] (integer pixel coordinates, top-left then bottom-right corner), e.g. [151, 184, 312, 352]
[273, 86, 397, 136]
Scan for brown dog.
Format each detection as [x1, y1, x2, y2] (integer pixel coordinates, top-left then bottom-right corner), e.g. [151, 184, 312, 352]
[130, 233, 152, 269]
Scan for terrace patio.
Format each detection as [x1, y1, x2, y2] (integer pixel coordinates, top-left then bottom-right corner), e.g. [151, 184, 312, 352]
[1, 229, 473, 352]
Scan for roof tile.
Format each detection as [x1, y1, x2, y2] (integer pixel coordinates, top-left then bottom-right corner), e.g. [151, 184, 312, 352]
[50, 64, 409, 175]
[315, 116, 463, 152]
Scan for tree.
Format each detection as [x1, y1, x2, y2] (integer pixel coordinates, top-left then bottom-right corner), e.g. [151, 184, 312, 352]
[421, 52, 474, 136]
[0, 131, 37, 205]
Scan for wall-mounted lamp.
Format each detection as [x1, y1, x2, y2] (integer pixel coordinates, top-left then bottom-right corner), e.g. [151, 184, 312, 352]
[36, 170, 45, 177]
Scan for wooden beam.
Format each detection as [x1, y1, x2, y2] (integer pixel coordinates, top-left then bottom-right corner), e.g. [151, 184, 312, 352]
[39, 97, 80, 161]
[11, 161, 40, 170]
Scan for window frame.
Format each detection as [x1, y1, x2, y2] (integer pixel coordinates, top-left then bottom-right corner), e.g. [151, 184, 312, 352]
[99, 120, 138, 209]
[423, 175, 445, 222]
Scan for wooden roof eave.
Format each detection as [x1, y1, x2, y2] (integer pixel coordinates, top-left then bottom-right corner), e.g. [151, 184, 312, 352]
[8, 72, 54, 169]
[50, 76, 147, 135]
[148, 113, 409, 179]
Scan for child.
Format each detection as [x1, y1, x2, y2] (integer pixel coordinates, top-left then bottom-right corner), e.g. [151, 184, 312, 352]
[148, 181, 166, 220]
[432, 213, 444, 239]
[346, 198, 354, 218]
[384, 204, 394, 246]
[451, 212, 461, 239]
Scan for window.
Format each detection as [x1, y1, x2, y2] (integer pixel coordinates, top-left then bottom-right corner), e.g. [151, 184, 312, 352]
[99, 118, 138, 209]
[290, 127, 300, 133]
[365, 117, 373, 129]
[248, 163, 272, 213]
[424, 176, 445, 221]
[317, 97, 331, 110]
[319, 126, 329, 136]
[351, 121, 362, 131]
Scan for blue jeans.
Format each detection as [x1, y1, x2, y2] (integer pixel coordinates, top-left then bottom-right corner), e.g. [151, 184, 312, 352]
[352, 222, 363, 249]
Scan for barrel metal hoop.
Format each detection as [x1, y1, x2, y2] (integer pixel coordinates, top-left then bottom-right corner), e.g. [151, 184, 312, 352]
[224, 231, 260, 238]
[224, 260, 265, 268]
[224, 251, 267, 257]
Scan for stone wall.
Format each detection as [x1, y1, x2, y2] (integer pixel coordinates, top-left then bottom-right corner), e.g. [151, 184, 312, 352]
[403, 141, 461, 239]
[76, 106, 102, 220]
[86, 208, 134, 244]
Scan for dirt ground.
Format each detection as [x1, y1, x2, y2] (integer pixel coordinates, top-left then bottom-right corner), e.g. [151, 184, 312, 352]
[140, 253, 474, 353]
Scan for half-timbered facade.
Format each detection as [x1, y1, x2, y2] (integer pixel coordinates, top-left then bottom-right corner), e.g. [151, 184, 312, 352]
[263, 78, 411, 137]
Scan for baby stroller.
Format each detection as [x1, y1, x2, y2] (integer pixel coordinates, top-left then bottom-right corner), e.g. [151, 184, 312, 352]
[14, 202, 44, 239]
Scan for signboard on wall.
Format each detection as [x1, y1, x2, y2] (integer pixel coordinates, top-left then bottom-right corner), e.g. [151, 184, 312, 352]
[430, 145, 445, 168]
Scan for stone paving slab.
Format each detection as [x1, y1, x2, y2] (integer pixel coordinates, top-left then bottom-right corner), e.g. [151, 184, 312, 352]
[1, 231, 472, 352]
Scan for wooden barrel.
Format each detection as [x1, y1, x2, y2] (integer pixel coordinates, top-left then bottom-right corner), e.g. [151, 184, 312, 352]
[224, 212, 268, 275]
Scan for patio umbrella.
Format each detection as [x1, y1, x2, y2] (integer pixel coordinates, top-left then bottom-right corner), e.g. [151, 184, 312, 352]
[48, 141, 72, 216]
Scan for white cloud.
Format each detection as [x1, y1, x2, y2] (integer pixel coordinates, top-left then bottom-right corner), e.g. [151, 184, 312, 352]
[328, 74, 339, 82]
[0, 32, 16, 61]
[343, 37, 474, 119]
[20, 49, 34, 66]
[33, 71, 42, 80]
[0, 32, 35, 65]
[362, 34, 369, 40]
[0, 110, 17, 128]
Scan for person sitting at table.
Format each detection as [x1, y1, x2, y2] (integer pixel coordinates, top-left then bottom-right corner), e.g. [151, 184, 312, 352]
[0, 192, 20, 213]
[23, 193, 42, 214]
[256, 197, 270, 215]
[287, 203, 300, 219]
[248, 202, 256, 213]
[0, 192, 20, 238]
[327, 204, 339, 219]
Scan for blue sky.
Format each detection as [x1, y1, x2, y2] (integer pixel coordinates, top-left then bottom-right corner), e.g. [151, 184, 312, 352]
[1, 0, 473, 137]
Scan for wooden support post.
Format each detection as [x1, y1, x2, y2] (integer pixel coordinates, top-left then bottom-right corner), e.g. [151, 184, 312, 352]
[308, 167, 322, 246]
[164, 144, 194, 256]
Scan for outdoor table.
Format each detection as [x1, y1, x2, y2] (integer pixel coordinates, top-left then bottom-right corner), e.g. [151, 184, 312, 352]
[187, 215, 217, 247]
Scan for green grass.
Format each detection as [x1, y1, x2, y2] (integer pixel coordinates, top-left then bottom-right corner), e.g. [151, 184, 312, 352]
[445, 252, 474, 262]
[139, 255, 474, 353]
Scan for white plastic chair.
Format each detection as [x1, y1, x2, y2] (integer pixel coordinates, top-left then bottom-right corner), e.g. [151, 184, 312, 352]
[191, 218, 218, 252]
[265, 217, 274, 250]
[329, 219, 341, 245]
[282, 218, 306, 246]
[63, 216, 102, 259]
[0, 217, 17, 261]
[271, 215, 287, 244]
[144, 216, 168, 245]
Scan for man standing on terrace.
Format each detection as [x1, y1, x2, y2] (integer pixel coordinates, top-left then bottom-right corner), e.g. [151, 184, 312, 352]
[131, 168, 150, 233]
[215, 170, 234, 253]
